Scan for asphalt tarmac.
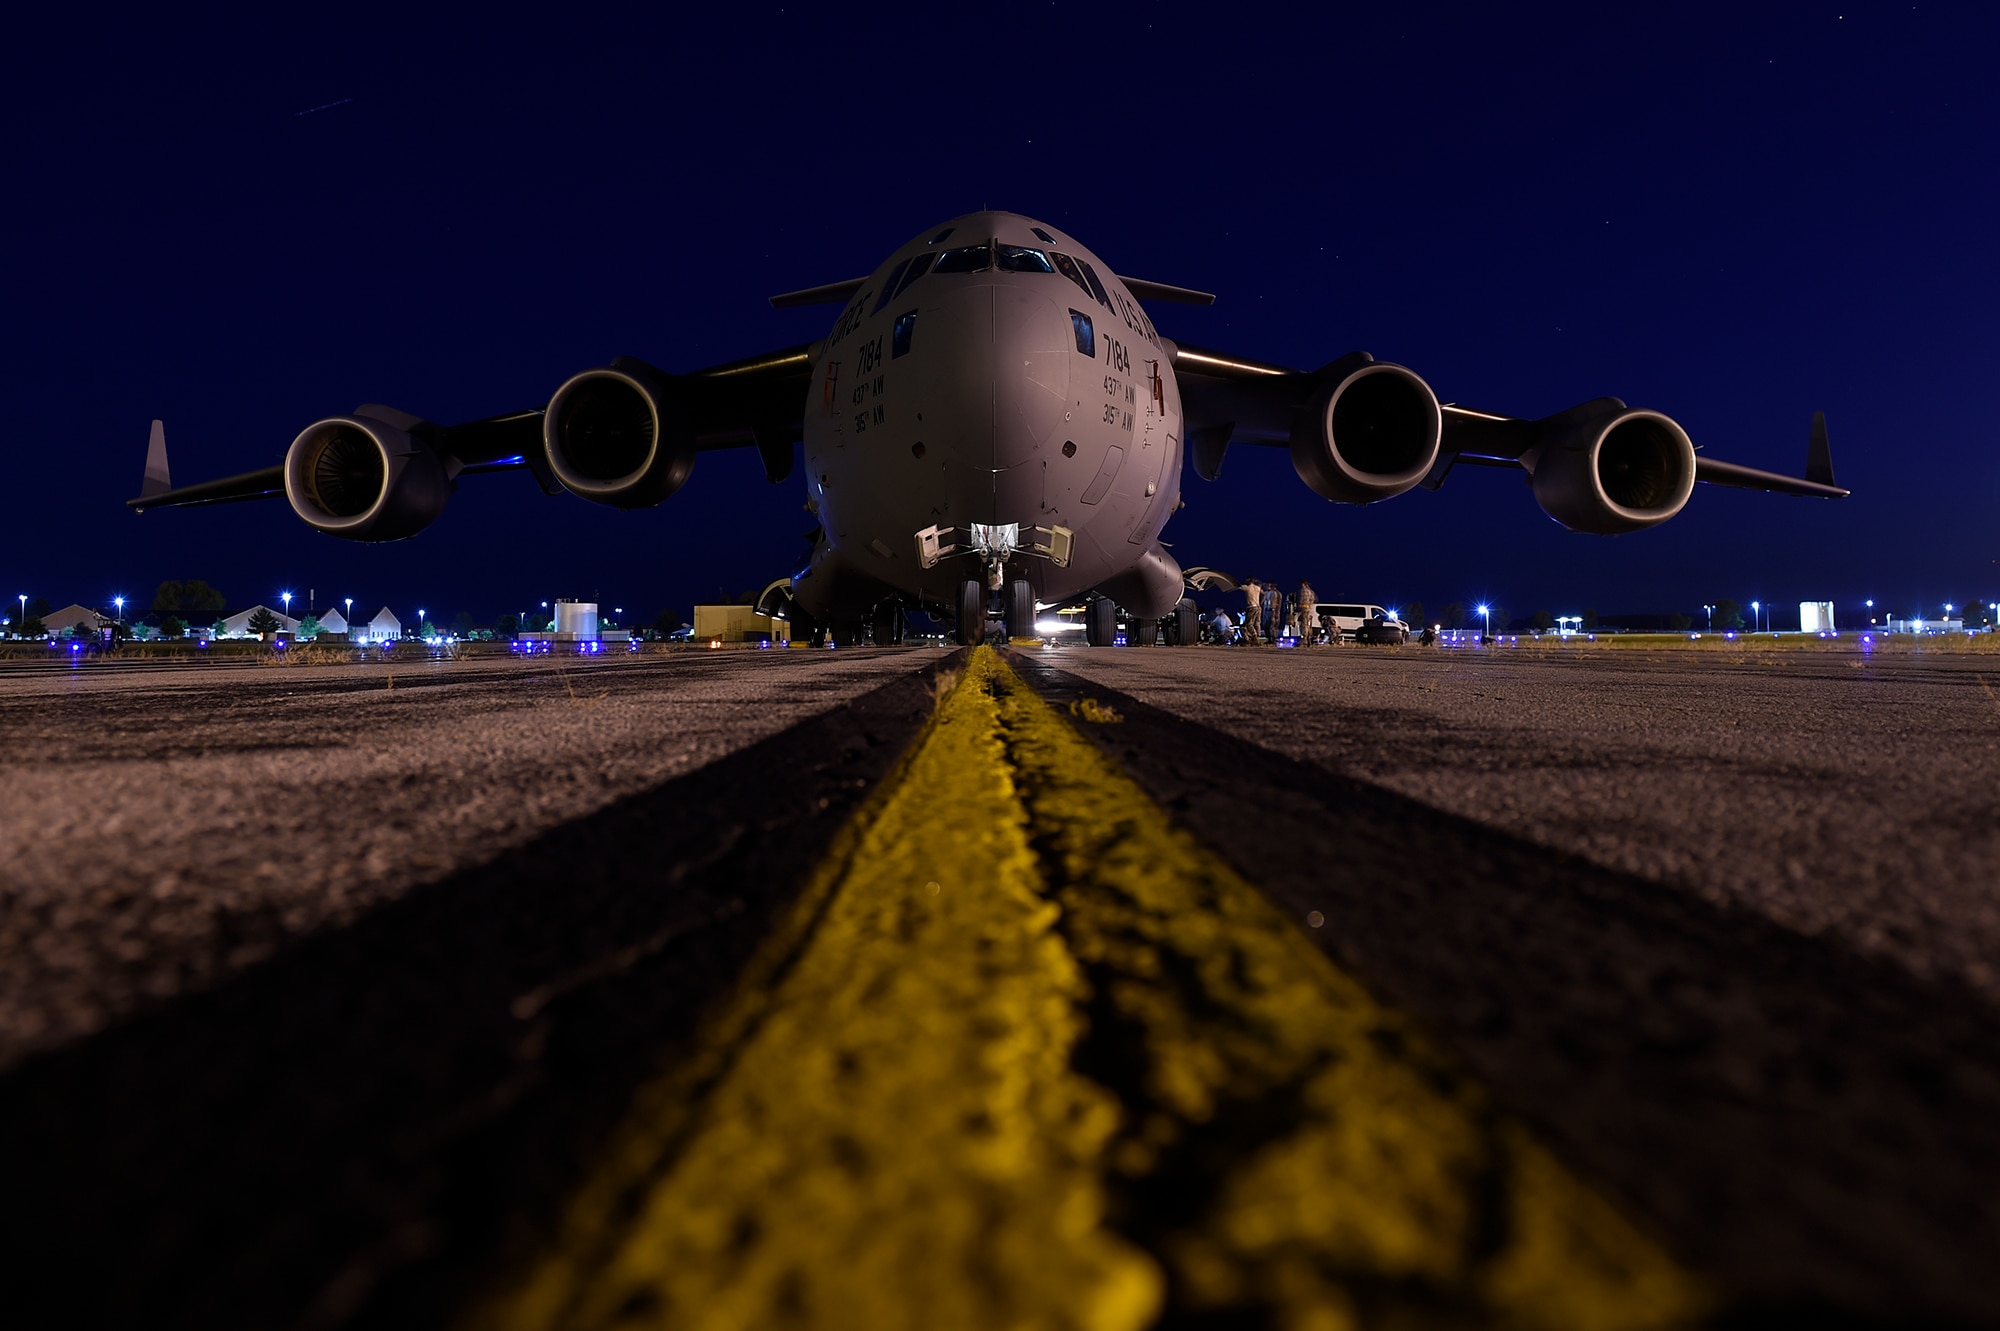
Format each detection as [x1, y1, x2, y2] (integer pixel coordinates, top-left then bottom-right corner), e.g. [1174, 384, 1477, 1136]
[0, 640, 1995, 1328]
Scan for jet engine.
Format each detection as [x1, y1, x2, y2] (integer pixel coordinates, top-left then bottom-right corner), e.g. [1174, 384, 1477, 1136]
[1289, 358, 1442, 504]
[284, 411, 452, 541]
[542, 361, 696, 508]
[1528, 404, 1695, 534]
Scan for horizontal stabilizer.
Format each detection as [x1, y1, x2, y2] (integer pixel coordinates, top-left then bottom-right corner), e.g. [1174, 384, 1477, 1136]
[141, 420, 171, 497]
[769, 277, 867, 309]
[1121, 276, 1216, 306]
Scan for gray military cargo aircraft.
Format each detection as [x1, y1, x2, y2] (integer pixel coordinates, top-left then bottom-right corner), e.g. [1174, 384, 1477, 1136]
[130, 210, 1846, 646]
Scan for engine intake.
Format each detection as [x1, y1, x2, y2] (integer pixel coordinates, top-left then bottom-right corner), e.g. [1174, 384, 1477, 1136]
[1289, 359, 1442, 504]
[543, 363, 696, 508]
[284, 412, 451, 541]
[1529, 405, 1695, 534]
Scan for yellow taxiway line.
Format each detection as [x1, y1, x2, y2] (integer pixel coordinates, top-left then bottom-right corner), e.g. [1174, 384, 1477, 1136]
[480, 646, 1708, 1330]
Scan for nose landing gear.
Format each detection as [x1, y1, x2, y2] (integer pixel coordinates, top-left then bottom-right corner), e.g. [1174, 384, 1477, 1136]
[955, 579, 986, 646]
[1084, 598, 1118, 647]
[1005, 580, 1036, 642]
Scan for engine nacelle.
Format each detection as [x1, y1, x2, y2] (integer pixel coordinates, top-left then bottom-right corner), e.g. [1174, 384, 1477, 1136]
[543, 362, 696, 508]
[1528, 405, 1695, 534]
[284, 412, 452, 541]
[1289, 359, 1442, 504]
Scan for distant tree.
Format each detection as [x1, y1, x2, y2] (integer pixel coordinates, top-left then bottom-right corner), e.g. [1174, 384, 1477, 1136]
[495, 613, 520, 637]
[453, 611, 475, 636]
[1581, 607, 1599, 630]
[248, 607, 282, 636]
[1401, 600, 1426, 628]
[26, 596, 50, 620]
[1714, 598, 1742, 630]
[1438, 602, 1465, 630]
[160, 615, 186, 639]
[1485, 606, 1512, 632]
[152, 580, 226, 618]
[1531, 610, 1554, 633]
[1667, 612, 1692, 631]
[211, 617, 229, 638]
[21, 616, 44, 638]
[653, 608, 683, 634]
[296, 614, 321, 638]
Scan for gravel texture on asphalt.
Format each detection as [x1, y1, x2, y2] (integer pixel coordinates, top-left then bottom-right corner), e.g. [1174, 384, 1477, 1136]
[1047, 641, 2000, 1002]
[0, 649, 947, 1069]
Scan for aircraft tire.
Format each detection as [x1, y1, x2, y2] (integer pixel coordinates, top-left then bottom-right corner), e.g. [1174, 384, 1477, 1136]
[871, 602, 905, 646]
[1173, 601, 1200, 645]
[1005, 580, 1035, 641]
[955, 580, 986, 646]
[831, 622, 866, 648]
[1084, 598, 1117, 647]
[1134, 618, 1159, 647]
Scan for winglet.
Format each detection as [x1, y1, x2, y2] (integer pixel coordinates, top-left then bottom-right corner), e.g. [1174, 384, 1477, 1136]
[141, 420, 171, 498]
[1805, 412, 1835, 487]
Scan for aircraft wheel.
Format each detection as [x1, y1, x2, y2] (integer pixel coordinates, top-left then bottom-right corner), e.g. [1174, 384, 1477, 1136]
[955, 580, 986, 646]
[831, 622, 866, 648]
[871, 602, 905, 646]
[1173, 601, 1200, 645]
[1133, 618, 1159, 647]
[1084, 598, 1117, 647]
[1005, 580, 1036, 641]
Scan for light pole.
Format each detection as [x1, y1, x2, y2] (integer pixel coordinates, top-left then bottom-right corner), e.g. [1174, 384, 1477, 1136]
[1476, 603, 1491, 641]
[345, 597, 353, 640]
[281, 591, 292, 620]
[418, 607, 426, 640]
[1703, 603, 1714, 631]
[113, 596, 124, 622]
[17, 594, 25, 638]
[1866, 598, 1874, 626]
[1751, 600, 1761, 634]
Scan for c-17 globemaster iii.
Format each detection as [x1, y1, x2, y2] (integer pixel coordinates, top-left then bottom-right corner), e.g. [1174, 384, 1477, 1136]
[130, 210, 1846, 645]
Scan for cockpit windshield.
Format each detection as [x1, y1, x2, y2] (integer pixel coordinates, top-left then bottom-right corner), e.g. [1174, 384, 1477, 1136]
[994, 244, 1054, 274]
[932, 244, 993, 273]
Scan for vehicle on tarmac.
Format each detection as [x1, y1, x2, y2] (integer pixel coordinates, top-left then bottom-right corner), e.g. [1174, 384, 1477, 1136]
[1314, 602, 1391, 641]
[1352, 613, 1413, 645]
[128, 211, 1848, 648]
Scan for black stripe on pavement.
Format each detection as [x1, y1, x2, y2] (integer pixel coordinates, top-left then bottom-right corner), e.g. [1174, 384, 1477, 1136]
[1008, 651, 2000, 1328]
[0, 656, 958, 1331]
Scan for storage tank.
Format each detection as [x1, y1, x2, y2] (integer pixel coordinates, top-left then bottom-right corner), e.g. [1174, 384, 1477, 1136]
[1799, 601, 1836, 634]
[555, 600, 598, 639]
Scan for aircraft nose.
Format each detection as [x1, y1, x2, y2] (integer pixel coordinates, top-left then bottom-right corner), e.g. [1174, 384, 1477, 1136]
[921, 282, 1073, 472]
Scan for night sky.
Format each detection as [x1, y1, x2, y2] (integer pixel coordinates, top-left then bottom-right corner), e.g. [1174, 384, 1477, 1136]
[4, 3, 1995, 631]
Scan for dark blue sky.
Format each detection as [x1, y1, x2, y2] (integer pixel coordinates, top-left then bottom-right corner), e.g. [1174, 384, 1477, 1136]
[4, 2, 1994, 627]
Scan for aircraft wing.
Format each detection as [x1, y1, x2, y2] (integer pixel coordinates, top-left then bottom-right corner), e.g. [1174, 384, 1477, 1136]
[1169, 339, 1848, 500]
[128, 342, 817, 515]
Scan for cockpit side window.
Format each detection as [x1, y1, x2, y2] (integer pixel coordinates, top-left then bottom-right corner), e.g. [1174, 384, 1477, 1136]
[995, 244, 1055, 274]
[1069, 309, 1095, 357]
[928, 227, 954, 245]
[1051, 252, 1095, 304]
[1077, 259, 1115, 311]
[932, 244, 992, 273]
[893, 252, 933, 299]
[872, 258, 912, 314]
[1031, 226, 1056, 244]
[893, 310, 917, 358]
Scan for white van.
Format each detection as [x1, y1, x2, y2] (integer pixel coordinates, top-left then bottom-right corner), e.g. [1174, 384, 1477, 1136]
[1313, 602, 1389, 641]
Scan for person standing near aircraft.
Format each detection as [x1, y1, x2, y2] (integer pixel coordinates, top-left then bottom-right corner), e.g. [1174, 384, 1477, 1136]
[1299, 581, 1318, 645]
[1242, 580, 1264, 645]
